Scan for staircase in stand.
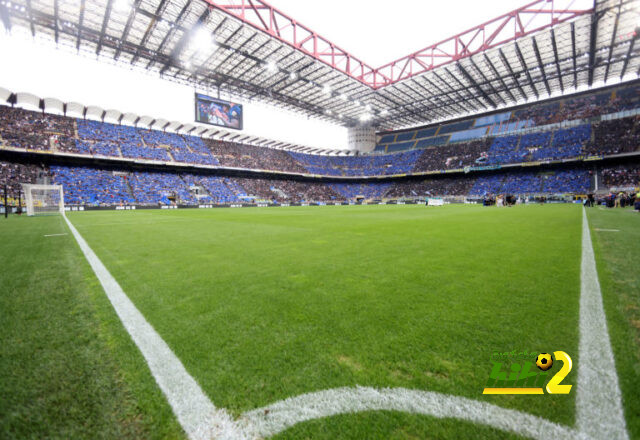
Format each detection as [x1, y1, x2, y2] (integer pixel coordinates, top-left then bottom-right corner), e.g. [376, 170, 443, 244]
[125, 174, 136, 202]
[270, 187, 288, 200]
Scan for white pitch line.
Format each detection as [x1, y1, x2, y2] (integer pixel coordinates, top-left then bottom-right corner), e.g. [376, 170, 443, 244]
[62, 213, 246, 440]
[44, 233, 68, 237]
[577, 208, 628, 439]
[239, 387, 585, 440]
[593, 228, 620, 232]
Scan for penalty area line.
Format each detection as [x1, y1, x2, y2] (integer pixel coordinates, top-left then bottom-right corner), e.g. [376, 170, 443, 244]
[61, 213, 246, 440]
[44, 233, 68, 237]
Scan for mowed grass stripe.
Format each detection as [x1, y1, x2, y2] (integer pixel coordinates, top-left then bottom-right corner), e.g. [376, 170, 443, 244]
[0, 215, 184, 439]
[68, 204, 582, 437]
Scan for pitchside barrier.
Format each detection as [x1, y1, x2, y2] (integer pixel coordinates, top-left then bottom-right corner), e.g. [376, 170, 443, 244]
[61, 200, 421, 211]
[56, 195, 582, 212]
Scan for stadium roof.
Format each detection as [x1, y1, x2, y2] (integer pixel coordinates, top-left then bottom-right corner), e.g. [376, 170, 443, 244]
[1, 0, 639, 131]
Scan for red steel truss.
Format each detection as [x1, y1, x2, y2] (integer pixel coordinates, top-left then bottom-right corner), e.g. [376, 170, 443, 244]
[203, 0, 593, 89]
[202, 0, 380, 86]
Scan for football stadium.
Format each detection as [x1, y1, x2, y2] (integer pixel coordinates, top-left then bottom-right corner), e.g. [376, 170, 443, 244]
[1, 0, 640, 439]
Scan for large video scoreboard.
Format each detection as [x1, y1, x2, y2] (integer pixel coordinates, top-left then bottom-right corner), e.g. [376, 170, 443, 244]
[195, 93, 243, 130]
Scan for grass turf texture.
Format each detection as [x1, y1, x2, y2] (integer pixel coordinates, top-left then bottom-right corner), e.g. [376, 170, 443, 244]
[0, 215, 184, 439]
[63, 203, 584, 438]
[587, 207, 640, 439]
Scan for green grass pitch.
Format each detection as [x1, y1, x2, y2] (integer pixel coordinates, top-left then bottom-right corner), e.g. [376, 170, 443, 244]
[1, 204, 638, 439]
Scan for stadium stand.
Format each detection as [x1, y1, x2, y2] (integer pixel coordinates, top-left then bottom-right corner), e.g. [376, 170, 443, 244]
[1, 83, 640, 209]
[384, 176, 477, 198]
[52, 165, 136, 205]
[375, 82, 640, 153]
[0, 161, 48, 204]
[329, 183, 391, 200]
[601, 164, 640, 189]
[586, 117, 640, 156]
[469, 169, 591, 195]
[290, 150, 422, 176]
[205, 140, 306, 172]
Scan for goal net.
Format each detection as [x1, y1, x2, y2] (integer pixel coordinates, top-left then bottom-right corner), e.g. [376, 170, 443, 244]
[21, 184, 64, 216]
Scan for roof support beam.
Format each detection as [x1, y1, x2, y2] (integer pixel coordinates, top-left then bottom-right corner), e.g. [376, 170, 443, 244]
[588, 6, 602, 86]
[531, 37, 551, 96]
[514, 41, 538, 99]
[0, 2, 11, 31]
[409, 78, 452, 119]
[432, 69, 477, 113]
[620, 34, 637, 79]
[114, 0, 144, 60]
[96, 0, 114, 55]
[26, 0, 35, 36]
[498, 48, 527, 101]
[604, 0, 623, 82]
[468, 57, 505, 106]
[53, 0, 59, 43]
[457, 63, 496, 108]
[550, 27, 564, 93]
[483, 53, 516, 103]
[76, 0, 85, 50]
[161, 8, 212, 75]
[422, 76, 468, 114]
[139, 0, 190, 67]
[571, 22, 578, 88]
[443, 67, 484, 111]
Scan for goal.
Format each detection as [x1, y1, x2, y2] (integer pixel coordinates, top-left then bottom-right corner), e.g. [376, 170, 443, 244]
[21, 184, 64, 216]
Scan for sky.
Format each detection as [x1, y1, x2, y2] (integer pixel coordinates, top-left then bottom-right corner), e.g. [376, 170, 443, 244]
[0, 0, 574, 150]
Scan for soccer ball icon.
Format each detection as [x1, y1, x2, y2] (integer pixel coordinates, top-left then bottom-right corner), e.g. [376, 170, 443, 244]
[536, 353, 553, 371]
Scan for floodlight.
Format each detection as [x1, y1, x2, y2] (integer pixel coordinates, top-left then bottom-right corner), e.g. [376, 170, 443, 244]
[193, 27, 215, 50]
[266, 61, 278, 72]
[113, 0, 131, 13]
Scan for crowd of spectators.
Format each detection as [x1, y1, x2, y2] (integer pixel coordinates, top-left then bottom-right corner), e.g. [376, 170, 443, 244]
[586, 117, 639, 156]
[384, 176, 477, 198]
[511, 84, 638, 126]
[601, 164, 640, 189]
[232, 177, 340, 202]
[469, 169, 590, 196]
[0, 105, 74, 151]
[51, 165, 135, 205]
[328, 183, 391, 199]
[129, 171, 197, 205]
[0, 161, 48, 203]
[205, 140, 307, 173]
[0, 158, 604, 207]
[412, 139, 491, 172]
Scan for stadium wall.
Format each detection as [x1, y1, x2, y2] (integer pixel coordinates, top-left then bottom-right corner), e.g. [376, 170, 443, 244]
[0, 31, 348, 151]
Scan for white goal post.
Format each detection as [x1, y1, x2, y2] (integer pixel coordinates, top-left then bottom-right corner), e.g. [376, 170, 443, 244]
[21, 184, 64, 216]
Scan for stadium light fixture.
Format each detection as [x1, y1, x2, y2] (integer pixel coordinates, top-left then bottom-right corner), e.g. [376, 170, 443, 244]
[323, 85, 331, 94]
[289, 71, 297, 80]
[193, 27, 215, 51]
[340, 94, 347, 101]
[113, 0, 131, 13]
[266, 60, 278, 72]
[359, 114, 372, 122]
